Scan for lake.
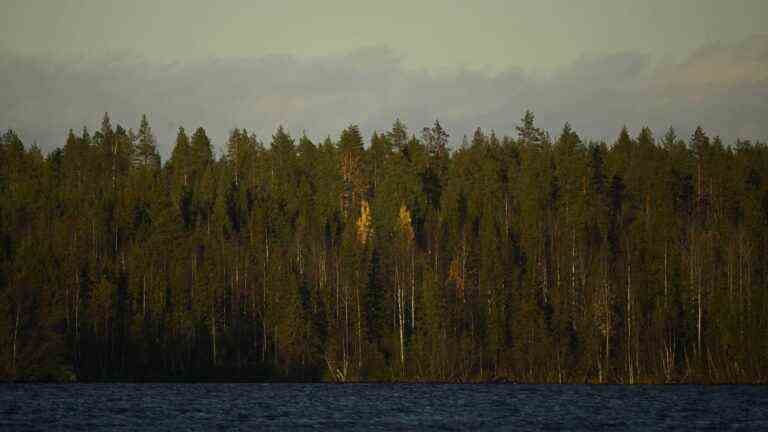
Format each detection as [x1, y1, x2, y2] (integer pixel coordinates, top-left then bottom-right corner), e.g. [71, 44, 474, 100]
[0, 384, 765, 430]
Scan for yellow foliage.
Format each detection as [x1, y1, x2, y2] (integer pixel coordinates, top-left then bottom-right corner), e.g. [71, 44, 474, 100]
[356, 200, 372, 245]
[398, 204, 414, 243]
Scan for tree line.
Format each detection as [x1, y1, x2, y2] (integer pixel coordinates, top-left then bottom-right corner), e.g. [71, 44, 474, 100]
[1, 111, 767, 382]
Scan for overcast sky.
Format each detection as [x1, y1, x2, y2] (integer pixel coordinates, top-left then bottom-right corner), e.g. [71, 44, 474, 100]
[1, 0, 767, 155]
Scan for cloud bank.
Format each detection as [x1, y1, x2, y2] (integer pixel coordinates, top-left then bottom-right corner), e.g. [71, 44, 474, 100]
[2, 35, 767, 156]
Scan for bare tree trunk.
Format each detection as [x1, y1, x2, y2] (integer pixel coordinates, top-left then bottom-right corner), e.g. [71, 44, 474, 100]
[504, 195, 510, 239]
[235, 264, 240, 308]
[356, 269, 362, 370]
[461, 238, 467, 304]
[411, 250, 415, 332]
[739, 239, 745, 347]
[65, 275, 70, 330]
[662, 333, 676, 383]
[344, 274, 349, 374]
[664, 245, 669, 313]
[336, 254, 340, 322]
[396, 263, 405, 371]
[75, 270, 81, 371]
[541, 226, 548, 305]
[263, 234, 269, 362]
[603, 253, 610, 381]
[11, 302, 20, 373]
[211, 302, 217, 366]
[571, 227, 576, 313]
[142, 274, 147, 320]
[626, 237, 633, 384]
[697, 257, 702, 360]
[688, 232, 695, 360]
[92, 220, 97, 260]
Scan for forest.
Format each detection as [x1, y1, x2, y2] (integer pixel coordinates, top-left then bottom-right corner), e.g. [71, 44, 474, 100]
[0, 111, 766, 383]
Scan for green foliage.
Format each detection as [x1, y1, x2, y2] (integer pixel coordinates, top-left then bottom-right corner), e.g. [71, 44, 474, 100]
[1, 112, 767, 383]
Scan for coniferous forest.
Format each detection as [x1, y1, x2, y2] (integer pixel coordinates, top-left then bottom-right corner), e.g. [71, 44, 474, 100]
[1, 111, 767, 383]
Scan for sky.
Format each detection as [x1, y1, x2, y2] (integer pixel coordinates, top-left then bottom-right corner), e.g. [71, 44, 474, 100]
[1, 0, 767, 155]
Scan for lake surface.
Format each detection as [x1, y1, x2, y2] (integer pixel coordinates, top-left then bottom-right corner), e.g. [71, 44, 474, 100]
[0, 384, 765, 431]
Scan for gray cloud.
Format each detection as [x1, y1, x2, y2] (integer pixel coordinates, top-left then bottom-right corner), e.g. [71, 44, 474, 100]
[2, 35, 767, 157]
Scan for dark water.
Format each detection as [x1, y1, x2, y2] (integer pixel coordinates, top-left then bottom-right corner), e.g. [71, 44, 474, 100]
[0, 384, 766, 431]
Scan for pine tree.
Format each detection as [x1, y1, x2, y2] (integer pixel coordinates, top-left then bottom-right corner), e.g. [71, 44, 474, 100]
[134, 114, 160, 170]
